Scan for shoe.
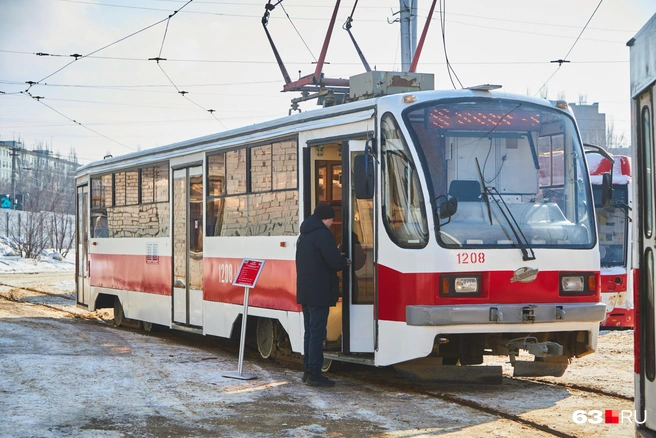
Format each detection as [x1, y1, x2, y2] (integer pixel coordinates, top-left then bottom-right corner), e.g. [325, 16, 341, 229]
[302, 370, 309, 383]
[305, 374, 335, 387]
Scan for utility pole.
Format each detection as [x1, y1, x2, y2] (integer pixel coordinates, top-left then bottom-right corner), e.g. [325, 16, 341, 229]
[400, 0, 418, 71]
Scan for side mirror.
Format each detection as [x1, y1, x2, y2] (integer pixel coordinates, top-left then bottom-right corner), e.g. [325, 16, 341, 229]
[601, 172, 613, 208]
[439, 197, 458, 219]
[354, 154, 374, 199]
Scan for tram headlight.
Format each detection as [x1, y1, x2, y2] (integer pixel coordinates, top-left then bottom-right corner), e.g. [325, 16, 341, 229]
[440, 274, 481, 296]
[455, 277, 479, 293]
[560, 272, 596, 295]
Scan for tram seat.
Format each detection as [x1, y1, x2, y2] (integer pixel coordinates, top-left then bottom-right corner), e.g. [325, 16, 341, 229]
[449, 180, 482, 202]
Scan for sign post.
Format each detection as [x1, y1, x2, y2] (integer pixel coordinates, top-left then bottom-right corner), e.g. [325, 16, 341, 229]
[223, 258, 265, 380]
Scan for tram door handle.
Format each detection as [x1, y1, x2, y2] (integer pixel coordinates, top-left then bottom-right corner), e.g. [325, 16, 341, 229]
[174, 279, 186, 289]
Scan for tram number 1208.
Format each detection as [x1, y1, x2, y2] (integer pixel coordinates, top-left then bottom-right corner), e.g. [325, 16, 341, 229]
[457, 252, 486, 264]
[219, 263, 234, 284]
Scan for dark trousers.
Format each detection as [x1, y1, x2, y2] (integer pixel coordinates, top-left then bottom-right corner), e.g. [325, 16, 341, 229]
[302, 304, 330, 376]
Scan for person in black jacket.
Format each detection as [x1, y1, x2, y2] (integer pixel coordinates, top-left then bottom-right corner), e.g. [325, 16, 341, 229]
[296, 204, 350, 387]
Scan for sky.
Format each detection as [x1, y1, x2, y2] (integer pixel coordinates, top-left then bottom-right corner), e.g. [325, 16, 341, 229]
[1, 0, 655, 165]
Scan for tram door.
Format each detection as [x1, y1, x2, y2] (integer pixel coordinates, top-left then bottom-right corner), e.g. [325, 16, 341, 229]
[172, 166, 204, 327]
[312, 140, 375, 354]
[343, 140, 375, 353]
[637, 88, 656, 429]
[76, 185, 89, 306]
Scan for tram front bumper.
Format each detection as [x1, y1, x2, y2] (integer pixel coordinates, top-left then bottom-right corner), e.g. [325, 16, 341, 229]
[406, 302, 607, 326]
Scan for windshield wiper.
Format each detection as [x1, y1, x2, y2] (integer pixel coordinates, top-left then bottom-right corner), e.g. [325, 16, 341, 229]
[475, 158, 536, 261]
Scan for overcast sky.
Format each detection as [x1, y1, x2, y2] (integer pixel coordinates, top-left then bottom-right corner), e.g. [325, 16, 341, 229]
[1, 0, 654, 164]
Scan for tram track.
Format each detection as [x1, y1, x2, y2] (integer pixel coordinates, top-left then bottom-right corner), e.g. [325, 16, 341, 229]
[0, 278, 633, 437]
[339, 369, 577, 438]
[0, 280, 103, 321]
[519, 376, 634, 402]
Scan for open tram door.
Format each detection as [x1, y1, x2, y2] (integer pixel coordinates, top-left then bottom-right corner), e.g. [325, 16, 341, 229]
[309, 139, 376, 361]
[342, 139, 376, 354]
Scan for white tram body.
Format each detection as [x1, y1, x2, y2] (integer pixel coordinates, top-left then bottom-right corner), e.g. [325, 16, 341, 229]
[588, 154, 634, 328]
[76, 86, 606, 376]
[631, 13, 656, 437]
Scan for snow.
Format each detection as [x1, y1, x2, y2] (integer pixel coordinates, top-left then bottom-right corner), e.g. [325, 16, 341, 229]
[0, 236, 74, 274]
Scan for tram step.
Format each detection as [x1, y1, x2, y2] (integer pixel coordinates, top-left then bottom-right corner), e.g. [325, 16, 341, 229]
[512, 360, 568, 377]
[393, 357, 502, 385]
[323, 352, 375, 366]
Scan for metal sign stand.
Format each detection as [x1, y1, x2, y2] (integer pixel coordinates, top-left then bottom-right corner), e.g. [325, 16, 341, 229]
[223, 258, 265, 381]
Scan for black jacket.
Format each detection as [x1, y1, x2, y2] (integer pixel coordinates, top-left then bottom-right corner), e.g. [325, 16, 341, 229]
[295, 214, 348, 307]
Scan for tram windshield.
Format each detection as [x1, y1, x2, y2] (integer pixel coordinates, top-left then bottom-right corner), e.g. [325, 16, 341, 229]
[403, 98, 596, 249]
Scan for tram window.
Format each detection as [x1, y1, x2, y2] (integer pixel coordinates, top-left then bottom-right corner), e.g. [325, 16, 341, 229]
[140, 164, 168, 204]
[647, 249, 656, 381]
[125, 171, 139, 205]
[102, 174, 113, 207]
[114, 172, 126, 206]
[206, 198, 225, 236]
[155, 165, 168, 202]
[538, 134, 565, 187]
[381, 112, 428, 248]
[206, 139, 299, 237]
[251, 145, 272, 192]
[208, 153, 226, 196]
[141, 167, 155, 204]
[91, 176, 111, 208]
[317, 166, 327, 202]
[226, 150, 247, 195]
[643, 106, 653, 238]
[272, 140, 297, 190]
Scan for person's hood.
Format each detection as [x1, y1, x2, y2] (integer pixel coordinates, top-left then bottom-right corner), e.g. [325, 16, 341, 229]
[299, 214, 327, 235]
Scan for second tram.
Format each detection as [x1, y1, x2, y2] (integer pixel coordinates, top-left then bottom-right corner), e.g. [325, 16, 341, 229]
[588, 153, 634, 328]
[76, 83, 607, 379]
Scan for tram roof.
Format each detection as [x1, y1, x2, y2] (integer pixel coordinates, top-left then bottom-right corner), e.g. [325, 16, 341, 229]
[76, 88, 566, 177]
[628, 13, 656, 98]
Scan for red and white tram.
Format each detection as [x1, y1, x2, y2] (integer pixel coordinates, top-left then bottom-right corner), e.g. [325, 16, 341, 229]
[76, 84, 607, 378]
[631, 13, 656, 436]
[588, 154, 634, 328]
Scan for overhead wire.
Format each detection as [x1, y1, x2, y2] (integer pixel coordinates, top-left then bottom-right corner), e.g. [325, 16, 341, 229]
[279, 2, 317, 62]
[439, 0, 463, 89]
[535, 0, 604, 98]
[7, 1, 204, 154]
[30, 97, 133, 150]
[150, 0, 228, 129]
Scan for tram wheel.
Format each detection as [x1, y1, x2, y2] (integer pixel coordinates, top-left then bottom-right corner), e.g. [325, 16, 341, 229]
[256, 318, 278, 359]
[321, 358, 333, 373]
[113, 297, 125, 327]
[442, 357, 459, 365]
[142, 321, 153, 332]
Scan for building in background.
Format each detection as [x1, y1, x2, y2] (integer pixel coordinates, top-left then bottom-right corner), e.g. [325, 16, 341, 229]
[570, 102, 607, 148]
[0, 140, 79, 212]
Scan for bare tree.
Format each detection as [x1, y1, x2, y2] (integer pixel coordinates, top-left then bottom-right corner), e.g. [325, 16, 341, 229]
[3, 144, 77, 258]
[8, 193, 50, 259]
[48, 188, 75, 257]
[606, 116, 627, 149]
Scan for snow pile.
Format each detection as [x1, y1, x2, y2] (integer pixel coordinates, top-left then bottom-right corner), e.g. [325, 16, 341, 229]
[0, 236, 74, 273]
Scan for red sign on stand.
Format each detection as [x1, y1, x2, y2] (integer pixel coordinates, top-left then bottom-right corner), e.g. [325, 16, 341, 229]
[232, 258, 265, 288]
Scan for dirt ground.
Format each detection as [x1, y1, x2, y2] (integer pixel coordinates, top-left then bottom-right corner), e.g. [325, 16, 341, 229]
[0, 272, 637, 437]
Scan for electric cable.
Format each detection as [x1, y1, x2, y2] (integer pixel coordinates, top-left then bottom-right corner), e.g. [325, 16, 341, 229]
[535, 0, 604, 97]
